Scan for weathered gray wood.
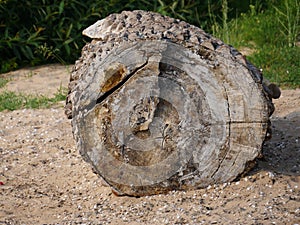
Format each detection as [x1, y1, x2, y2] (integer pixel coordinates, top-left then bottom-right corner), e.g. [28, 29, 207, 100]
[65, 10, 277, 196]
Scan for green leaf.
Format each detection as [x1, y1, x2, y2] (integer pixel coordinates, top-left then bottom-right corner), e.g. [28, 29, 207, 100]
[59, 1, 64, 15]
[64, 43, 70, 56]
[64, 38, 73, 45]
[66, 23, 73, 39]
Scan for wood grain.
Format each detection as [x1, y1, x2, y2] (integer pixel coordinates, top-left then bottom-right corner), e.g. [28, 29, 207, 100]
[65, 10, 275, 196]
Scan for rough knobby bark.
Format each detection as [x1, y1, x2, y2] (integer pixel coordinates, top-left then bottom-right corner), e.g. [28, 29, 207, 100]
[65, 10, 278, 196]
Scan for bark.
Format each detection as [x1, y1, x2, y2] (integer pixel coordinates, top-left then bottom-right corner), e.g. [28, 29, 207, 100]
[65, 10, 277, 196]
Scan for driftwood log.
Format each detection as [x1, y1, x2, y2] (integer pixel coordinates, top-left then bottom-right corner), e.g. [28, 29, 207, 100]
[65, 10, 279, 196]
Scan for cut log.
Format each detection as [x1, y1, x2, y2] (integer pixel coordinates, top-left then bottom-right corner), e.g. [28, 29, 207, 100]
[65, 10, 278, 196]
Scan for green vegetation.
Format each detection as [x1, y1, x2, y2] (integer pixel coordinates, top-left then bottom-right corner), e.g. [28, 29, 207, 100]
[212, 0, 300, 88]
[0, 0, 299, 88]
[0, 87, 67, 111]
[0, 77, 9, 88]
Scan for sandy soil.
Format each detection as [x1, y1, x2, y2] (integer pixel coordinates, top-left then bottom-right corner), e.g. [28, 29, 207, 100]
[0, 65, 299, 224]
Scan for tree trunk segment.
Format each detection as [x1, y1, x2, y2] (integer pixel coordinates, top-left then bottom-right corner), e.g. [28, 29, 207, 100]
[65, 10, 277, 196]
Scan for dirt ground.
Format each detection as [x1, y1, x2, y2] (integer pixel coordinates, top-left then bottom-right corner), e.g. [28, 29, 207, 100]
[0, 65, 299, 224]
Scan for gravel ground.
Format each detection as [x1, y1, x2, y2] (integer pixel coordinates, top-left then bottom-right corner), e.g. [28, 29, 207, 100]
[0, 65, 299, 224]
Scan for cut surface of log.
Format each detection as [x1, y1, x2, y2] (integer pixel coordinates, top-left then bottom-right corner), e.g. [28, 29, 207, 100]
[65, 10, 276, 196]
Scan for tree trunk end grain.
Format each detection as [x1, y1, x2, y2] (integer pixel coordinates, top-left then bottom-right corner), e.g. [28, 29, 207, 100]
[65, 10, 278, 196]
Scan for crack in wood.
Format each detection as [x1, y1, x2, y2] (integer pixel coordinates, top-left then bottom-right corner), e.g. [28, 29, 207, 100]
[96, 60, 149, 105]
[211, 83, 231, 180]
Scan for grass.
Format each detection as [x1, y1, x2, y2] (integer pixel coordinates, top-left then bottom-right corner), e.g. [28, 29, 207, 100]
[273, 0, 300, 48]
[0, 87, 67, 112]
[248, 45, 300, 88]
[210, 0, 300, 88]
[0, 77, 9, 88]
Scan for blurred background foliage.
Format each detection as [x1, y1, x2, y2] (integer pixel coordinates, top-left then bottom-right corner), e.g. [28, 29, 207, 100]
[0, 0, 299, 87]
